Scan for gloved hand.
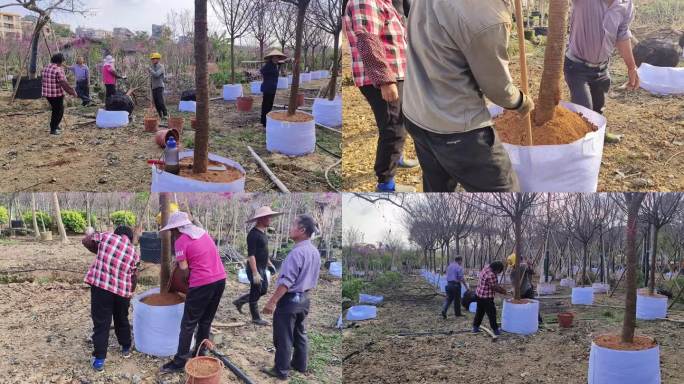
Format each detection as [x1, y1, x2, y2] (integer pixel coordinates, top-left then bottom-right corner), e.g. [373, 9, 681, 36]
[268, 265, 276, 275]
[252, 271, 262, 286]
[515, 92, 534, 117]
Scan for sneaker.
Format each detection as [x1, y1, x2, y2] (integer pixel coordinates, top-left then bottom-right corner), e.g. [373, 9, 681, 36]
[122, 346, 132, 359]
[50, 129, 62, 135]
[160, 360, 185, 374]
[397, 155, 419, 168]
[376, 179, 417, 193]
[91, 357, 105, 372]
[604, 132, 623, 144]
[471, 327, 480, 333]
[252, 318, 270, 326]
[441, 311, 447, 320]
[260, 367, 287, 381]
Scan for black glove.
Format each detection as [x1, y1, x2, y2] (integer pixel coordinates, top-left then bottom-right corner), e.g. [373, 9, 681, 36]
[268, 265, 276, 275]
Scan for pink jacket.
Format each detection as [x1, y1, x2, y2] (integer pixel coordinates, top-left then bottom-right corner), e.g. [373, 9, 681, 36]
[102, 64, 116, 85]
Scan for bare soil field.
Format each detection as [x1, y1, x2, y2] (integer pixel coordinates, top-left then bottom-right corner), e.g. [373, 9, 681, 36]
[342, 274, 684, 384]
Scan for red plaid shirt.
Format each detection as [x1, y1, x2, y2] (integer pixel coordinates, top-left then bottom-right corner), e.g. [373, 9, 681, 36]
[84, 232, 139, 298]
[343, 0, 407, 87]
[41, 63, 67, 98]
[476, 265, 498, 299]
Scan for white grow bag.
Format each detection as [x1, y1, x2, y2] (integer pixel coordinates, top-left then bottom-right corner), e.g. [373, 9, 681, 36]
[277, 77, 289, 90]
[310, 71, 321, 80]
[132, 288, 189, 357]
[300, 72, 311, 83]
[501, 299, 539, 335]
[312, 97, 342, 127]
[319, 70, 330, 79]
[329, 261, 342, 278]
[560, 278, 576, 288]
[250, 81, 263, 95]
[588, 341, 660, 384]
[178, 100, 196, 113]
[359, 294, 384, 305]
[96, 109, 129, 128]
[538, 282, 556, 295]
[346, 305, 377, 321]
[469, 302, 477, 313]
[287, 75, 293, 85]
[490, 101, 607, 192]
[237, 268, 271, 284]
[592, 282, 610, 294]
[265, 111, 316, 156]
[572, 287, 594, 305]
[222, 84, 243, 100]
[638, 63, 684, 95]
[636, 293, 668, 320]
[150, 150, 246, 192]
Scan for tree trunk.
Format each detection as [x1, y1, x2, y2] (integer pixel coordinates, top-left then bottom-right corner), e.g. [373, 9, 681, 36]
[52, 193, 69, 244]
[29, 18, 49, 79]
[649, 224, 658, 295]
[159, 193, 172, 294]
[582, 243, 588, 285]
[86, 194, 92, 228]
[287, 1, 310, 115]
[534, 0, 569, 125]
[230, 36, 236, 84]
[31, 193, 40, 239]
[193, 0, 209, 174]
[622, 193, 645, 344]
[513, 217, 523, 300]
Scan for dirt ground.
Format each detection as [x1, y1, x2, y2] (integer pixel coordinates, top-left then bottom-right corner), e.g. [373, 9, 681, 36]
[342, 24, 684, 192]
[342, 274, 684, 384]
[0, 79, 340, 192]
[0, 236, 342, 384]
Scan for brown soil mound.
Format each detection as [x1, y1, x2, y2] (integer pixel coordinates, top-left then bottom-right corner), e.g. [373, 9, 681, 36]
[178, 157, 244, 183]
[594, 334, 657, 351]
[141, 292, 185, 306]
[637, 288, 667, 298]
[186, 358, 221, 377]
[269, 110, 313, 123]
[507, 299, 531, 304]
[494, 105, 597, 145]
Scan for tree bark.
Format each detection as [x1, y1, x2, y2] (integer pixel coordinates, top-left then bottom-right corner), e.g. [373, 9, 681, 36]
[52, 193, 69, 244]
[159, 193, 172, 294]
[622, 193, 645, 344]
[193, 0, 210, 174]
[649, 224, 658, 295]
[287, 1, 310, 115]
[513, 217, 522, 300]
[31, 193, 40, 239]
[230, 36, 235, 84]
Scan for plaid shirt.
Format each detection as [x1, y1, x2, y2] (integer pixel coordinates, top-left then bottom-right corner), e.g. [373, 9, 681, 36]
[41, 63, 67, 98]
[84, 232, 139, 298]
[343, 0, 407, 87]
[476, 265, 498, 299]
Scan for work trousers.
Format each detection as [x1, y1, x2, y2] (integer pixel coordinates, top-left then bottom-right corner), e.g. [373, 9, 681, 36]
[473, 297, 499, 332]
[152, 87, 168, 118]
[442, 282, 462, 316]
[75, 79, 90, 106]
[90, 286, 131, 359]
[46, 96, 64, 133]
[273, 292, 310, 377]
[261, 92, 276, 126]
[234, 267, 269, 320]
[563, 58, 611, 114]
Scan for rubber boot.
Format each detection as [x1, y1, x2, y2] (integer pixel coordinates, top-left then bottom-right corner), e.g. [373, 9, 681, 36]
[250, 302, 269, 326]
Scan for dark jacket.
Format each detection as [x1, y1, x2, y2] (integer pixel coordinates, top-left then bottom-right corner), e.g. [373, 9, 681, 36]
[260, 61, 281, 93]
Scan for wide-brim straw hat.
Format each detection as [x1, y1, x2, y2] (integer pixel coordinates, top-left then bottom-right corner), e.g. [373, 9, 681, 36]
[264, 48, 287, 60]
[246, 206, 283, 222]
[160, 211, 193, 231]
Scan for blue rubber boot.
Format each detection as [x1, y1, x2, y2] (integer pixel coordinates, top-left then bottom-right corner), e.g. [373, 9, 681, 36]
[376, 179, 396, 192]
[91, 357, 105, 372]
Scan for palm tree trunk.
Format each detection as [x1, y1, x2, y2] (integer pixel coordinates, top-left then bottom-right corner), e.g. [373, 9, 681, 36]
[622, 193, 645, 344]
[159, 193, 172, 294]
[193, 0, 209, 174]
[535, 0, 569, 125]
[287, 0, 311, 115]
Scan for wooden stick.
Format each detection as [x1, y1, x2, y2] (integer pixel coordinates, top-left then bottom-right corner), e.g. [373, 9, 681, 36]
[246, 145, 290, 193]
[212, 321, 246, 328]
[480, 325, 498, 340]
[513, 0, 533, 145]
[316, 123, 342, 134]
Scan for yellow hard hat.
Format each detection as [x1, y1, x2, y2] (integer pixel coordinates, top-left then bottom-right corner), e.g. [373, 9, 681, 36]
[507, 253, 517, 267]
[156, 202, 179, 225]
[150, 52, 162, 60]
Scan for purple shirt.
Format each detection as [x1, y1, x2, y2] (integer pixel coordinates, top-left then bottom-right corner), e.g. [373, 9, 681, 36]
[70, 64, 89, 81]
[567, 0, 634, 65]
[276, 239, 321, 293]
[446, 262, 463, 283]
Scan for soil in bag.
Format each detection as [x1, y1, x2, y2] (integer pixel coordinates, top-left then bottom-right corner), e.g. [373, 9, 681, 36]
[494, 105, 597, 145]
[594, 334, 657, 351]
[186, 359, 221, 376]
[270, 111, 313, 123]
[178, 157, 244, 183]
[141, 292, 186, 306]
[508, 299, 532, 304]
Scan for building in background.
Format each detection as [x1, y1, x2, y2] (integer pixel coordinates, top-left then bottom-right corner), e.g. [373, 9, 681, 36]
[76, 27, 111, 39]
[113, 27, 134, 40]
[0, 12, 23, 39]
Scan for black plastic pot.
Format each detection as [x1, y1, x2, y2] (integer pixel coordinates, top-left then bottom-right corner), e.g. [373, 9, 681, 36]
[139, 231, 161, 264]
[12, 76, 43, 100]
[10, 220, 24, 229]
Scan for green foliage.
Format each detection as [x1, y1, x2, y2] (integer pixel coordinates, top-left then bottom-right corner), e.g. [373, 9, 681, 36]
[371, 271, 402, 290]
[307, 332, 341, 374]
[666, 276, 684, 304]
[210, 71, 245, 87]
[110, 210, 137, 227]
[342, 277, 365, 301]
[22, 211, 52, 230]
[0, 206, 8, 225]
[61, 210, 88, 233]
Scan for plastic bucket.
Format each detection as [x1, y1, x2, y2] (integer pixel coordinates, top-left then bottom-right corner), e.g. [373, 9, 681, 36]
[185, 340, 223, 384]
[638, 63, 684, 95]
[501, 299, 539, 335]
[265, 111, 316, 156]
[236, 96, 253, 112]
[150, 150, 246, 192]
[560, 278, 576, 288]
[345, 305, 377, 321]
[178, 100, 196, 113]
[489, 101, 607, 192]
[636, 293, 668, 320]
[329, 261, 342, 278]
[222, 84, 243, 100]
[571, 287, 594, 305]
[154, 128, 180, 148]
[250, 81, 263, 95]
[144, 117, 159, 132]
[139, 231, 161, 263]
[312, 97, 342, 127]
[132, 288, 188, 357]
[588, 338, 660, 384]
[538, 282, 556, 295]
[558, 312, 574, 328]
[277, 77, 289, 89]
[592, 282, 610, 294]
[359, 294, 384, 305]
[96, 109, 129, 128]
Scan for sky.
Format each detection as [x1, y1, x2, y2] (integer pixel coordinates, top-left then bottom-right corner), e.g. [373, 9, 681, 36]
[342, 194, 410, 247]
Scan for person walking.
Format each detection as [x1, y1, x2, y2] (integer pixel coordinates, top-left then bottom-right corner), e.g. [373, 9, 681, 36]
[343, 0, 419, 193]
[82, 225, 139, 372]
[442, 256, 466, 319]
[261, 215, 321, 381]
[260, 48, 288, 126]
[159, 211, 227, 373]
[102, 55, 125, 100]
[472, 261, 507, 335]
[233, 206, 281, 325]
[41, 53, 77, 135]
[402, 0, 533, 192]
[149, 52, 168, 120]
[69, 56, 91, 106]
[564, 0, 638, 144]
[510, 256, 542, 324]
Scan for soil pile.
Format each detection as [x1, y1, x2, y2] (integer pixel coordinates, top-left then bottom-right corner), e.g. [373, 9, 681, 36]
[186, 358, 222, 377]
[594, 334, 657, 351]
[141, 292, 185, 306]
[493, 105, 597, 145]
[178, 157, 244, 183]
[508, 298, 532, 304]
[269, 110, 313, 123]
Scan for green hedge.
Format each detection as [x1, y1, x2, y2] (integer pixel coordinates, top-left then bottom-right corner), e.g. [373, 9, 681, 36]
[22, 211, 52, 230]
[342, 278, 365, 302]
[372, 271, 402, 290]
[61, 210, 87, 233]
[0, 206, 8, 225]
[110, 210, 136, 227]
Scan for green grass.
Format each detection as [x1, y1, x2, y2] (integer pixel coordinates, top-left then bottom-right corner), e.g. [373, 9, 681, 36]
[307, 331, 341, 380]
[0, 238, 19, 246]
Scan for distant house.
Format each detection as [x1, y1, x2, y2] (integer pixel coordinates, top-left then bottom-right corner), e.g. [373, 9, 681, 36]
[113, 27, 134, 40]
[0, 12, 23, 39]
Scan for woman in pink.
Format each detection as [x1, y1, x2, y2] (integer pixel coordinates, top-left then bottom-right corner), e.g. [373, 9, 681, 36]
[159, 211, 227, 374]
[102, 55, 125, 99]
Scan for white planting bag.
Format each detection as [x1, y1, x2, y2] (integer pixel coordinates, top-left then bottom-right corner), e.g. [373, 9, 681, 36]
[469, 302, 477, 313]
[250, 81, 263, 95]
[310, 71, 321, 80]
[636, 293, 668, 320]
[329, 261, 342, 278]
[238, 268, 271, 284]
[178, 100, 196, 113]
[312, 97, 343, 127]
[572, 287, 594, 305]
[501, 299, 539, 335]
[638, 63, 684, 95]
[300, 72, 311, 83]
[150, 150, 246, 192]
[96, 109, 129, 128]
[359, 294, 384, 305]
[490, 101, 607, 192]
[588, 341, 661, 384]
[266, 112, 316, 156]
[592, 282, 610, 294]
[277, 77, 289, 90]
[319, 70, 330, 79]
[538, 282, 556, 295]
[132, 288, 188, 357]
[560, 278, 576, 288]
[222, 84, 243, 100]
[346, 305, 377, 321]
[287, 75, 293, 85]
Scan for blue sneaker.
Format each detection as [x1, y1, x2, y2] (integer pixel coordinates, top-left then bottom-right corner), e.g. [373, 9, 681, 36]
[376, 178, 416, 193]
[472, 327, 480, 333]
[91, 357, 105, 372]
[122, 346, 132, 359]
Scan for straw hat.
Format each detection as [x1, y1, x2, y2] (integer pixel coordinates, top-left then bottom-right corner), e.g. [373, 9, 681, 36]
[150, 52, 162, 60]
[246, 206, 283, 222]
[160, 211, 193, 232]
[264, 48, 287, 61]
